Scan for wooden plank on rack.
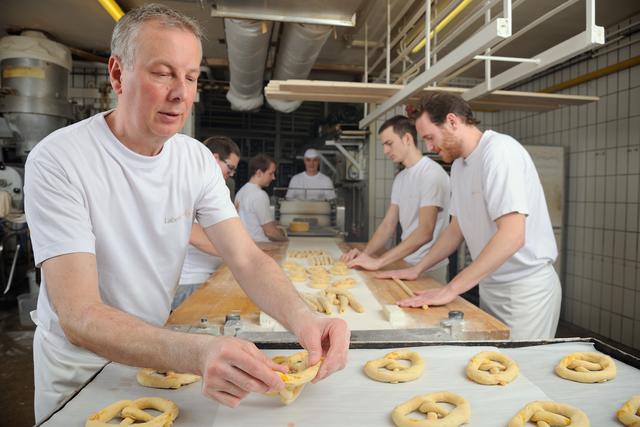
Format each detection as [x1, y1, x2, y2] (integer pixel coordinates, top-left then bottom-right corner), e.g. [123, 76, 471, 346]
[265, 80, 598, 112]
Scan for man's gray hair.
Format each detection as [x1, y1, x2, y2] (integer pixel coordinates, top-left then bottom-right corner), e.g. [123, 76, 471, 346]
[111, 3, 203, 69]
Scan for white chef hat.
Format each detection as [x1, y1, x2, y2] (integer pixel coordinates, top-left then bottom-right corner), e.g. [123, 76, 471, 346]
[304, 148, 320, 158]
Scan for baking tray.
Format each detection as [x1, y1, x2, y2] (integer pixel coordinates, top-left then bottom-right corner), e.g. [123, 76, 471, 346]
[38, 338, 639, 426]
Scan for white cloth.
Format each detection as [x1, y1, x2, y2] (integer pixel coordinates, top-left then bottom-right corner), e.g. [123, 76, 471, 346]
[480, 263, 561, 339]
[285, 172, 336, 200]
[235, 182, 272, 242]
[449, 130, 557, 284]
[24, 111, 238, 419]
[390, 156, 450, 268]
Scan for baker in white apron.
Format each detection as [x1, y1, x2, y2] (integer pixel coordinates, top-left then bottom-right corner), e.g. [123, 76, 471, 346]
[378, 92, 561, 340]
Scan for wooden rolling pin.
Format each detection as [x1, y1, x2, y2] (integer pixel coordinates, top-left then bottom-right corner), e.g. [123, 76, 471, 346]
[392, 278, 428, 310]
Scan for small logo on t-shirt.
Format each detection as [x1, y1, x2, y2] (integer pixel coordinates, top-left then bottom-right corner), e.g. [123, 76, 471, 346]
[165, 208, 193, 224]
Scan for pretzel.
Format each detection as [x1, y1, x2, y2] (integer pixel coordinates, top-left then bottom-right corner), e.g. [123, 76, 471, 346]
[465, 351, 519, 385]
[364, 350, 425, 383]
[308, 272, 331, 289]
[391, 391, 470, 427]
[136, 368, 200, 389]
[332, 277, 356, 289]
[508, 400, 589, 427]
[288, 269, 307, 283]
[86, 397, 178, 427]
[330, 262, 350, 275]
[617, 395, 640, 427]
[267, 351, 322, 405]
[326, 287, 364, 313]
[281, 260, 300, 271]
[554, 352, 616, 383]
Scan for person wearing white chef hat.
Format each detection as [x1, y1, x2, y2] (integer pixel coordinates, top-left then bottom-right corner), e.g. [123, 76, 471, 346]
[285, 148, 337, 201]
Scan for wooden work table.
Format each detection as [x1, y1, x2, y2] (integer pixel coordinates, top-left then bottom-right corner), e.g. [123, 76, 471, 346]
[167, 238, 509, 340]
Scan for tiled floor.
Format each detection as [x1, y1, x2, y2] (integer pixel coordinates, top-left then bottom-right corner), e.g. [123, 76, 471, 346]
[1, 304, 638, 427]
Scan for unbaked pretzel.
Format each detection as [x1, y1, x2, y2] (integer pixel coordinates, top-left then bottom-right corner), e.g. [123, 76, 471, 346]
[267, 351, 322, 404]
[136, 368, 200, 389]
[555, 352, 616, 383]
[364, 350, 425, 383]
[391, 391, 470, 427]
[617, 395, 640, 427]
[85, 397, 178, 427]
[330, 262, 350, 275]
[332, 277, 356, 289]
[508, 400, 589, 427]
[465, 351, 519, 385]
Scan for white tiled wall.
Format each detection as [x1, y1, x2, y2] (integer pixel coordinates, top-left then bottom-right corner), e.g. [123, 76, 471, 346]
[488, 16, 640, 351]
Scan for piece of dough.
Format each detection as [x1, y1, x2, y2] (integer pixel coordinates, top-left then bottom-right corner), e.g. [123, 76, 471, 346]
[364, 350, 425, 383]
[555, 352, 616, 383]
[86, 397, 178, 427]
[136, 368, 201, 389]
[508, 400, 589, 427]
[617, 395, 640, 427]
[465, 351, 519, 385]
[267, 351, 321, 405]
[391, 391, 470, 427]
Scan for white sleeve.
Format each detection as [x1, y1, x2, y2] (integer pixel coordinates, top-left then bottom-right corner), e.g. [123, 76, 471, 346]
[24, 149, 96, 267]
[420, 170, 448, 209]
[195, 154, 238, 228]
[482, 143, 530, 221]
[254, 191, 274, 225]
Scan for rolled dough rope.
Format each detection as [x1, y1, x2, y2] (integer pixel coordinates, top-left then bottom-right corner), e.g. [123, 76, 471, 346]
[465, 351, 519, 385]
[508, 401, 589, 427]
[554, 352, 616, 383]
[391, 391, 470, 427]
[85, 397, 179, 427]
[136, 368, 201, 389]
[392, 278, 428, 310]
[364, 350, 425, 383]
[617, 395, 640, 427]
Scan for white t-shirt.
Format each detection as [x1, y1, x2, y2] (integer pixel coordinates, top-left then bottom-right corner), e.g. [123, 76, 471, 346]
[25, 112, 238, 340]
[286, 172, 336, 200]
[179, 240, 223, 285]
[390, 156, 450, 267]
[234, 182, 272, 242]
[449, 130, 557, 284]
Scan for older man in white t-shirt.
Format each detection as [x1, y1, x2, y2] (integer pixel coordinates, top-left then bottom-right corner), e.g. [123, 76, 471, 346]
[286, 148, 336, 200]
[235, 154, 288, 242]
[24, 5, 348, 421]
[378, 93, 561, 340]
[341, 115, 450, 283]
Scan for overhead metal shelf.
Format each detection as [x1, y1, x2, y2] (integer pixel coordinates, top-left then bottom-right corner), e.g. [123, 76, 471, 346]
[265, 80, 599, 112]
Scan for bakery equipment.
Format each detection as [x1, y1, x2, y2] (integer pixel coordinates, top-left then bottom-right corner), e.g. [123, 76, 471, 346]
[274, 198, 345, 237]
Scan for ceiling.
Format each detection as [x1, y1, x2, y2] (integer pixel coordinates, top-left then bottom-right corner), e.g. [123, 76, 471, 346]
[1, 0, 639, 84]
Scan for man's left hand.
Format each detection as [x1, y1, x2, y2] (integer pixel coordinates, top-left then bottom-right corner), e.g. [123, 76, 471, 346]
[346, 253, 382, 271]
[397, 286, 457, 308]
[291, 315, 350, 383]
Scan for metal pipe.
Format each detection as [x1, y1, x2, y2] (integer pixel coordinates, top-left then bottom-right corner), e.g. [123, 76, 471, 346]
[3, 243, 20, 295]
[386, 0, 391, 84]
[411, 0, 474, 54]
[541, 55, 640, 93]
[97, 0, 124, 22]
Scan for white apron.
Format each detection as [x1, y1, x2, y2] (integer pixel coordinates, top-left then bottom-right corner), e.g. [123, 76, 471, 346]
[33, 327, 107, 423]
[479, 263, 561, 340]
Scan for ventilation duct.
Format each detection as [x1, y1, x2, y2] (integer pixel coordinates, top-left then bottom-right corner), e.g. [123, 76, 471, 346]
[267, 23, 332, 113]
[224, 19, 272, 111]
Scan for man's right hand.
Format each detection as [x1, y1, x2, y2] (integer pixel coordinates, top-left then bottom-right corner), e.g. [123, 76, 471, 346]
[340, 248, 361, 263]
[200, 336, 287, 407]
[375, 266, 420, 281]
